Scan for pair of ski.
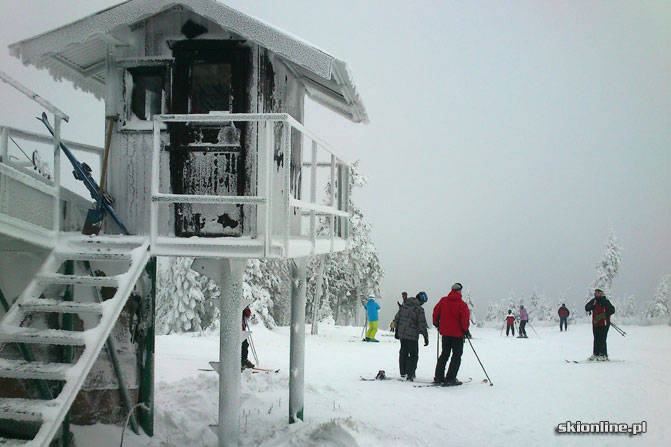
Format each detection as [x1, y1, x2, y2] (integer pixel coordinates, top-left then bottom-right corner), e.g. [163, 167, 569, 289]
[413, 378, 474, 388]
[359, 376, 432, 384]
[359, 376, 474, 387]
[565, 359, 624, 364]
[199, 366, 280, 373]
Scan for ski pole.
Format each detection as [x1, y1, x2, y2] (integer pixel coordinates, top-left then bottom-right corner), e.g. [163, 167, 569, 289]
[360, 313, 368, 339]
[244, 316, 259, 364]
[610, 323, 626, 337]
[436, 329, 440, 361]
[499, 322, 505, 337]
[527, 322, 541, 339]
[466, 338, 493, 386]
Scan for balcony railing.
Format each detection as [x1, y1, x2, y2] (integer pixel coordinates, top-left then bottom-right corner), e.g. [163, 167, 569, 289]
[0, 71, 103, 247]
[151, 113, 351, 259]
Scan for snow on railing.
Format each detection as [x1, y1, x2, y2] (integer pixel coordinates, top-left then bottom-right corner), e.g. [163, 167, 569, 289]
[0, 72, 104, 244]
[150, 112, 351, 258]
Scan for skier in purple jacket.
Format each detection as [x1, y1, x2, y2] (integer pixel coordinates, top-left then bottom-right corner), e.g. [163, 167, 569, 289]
[518, 305, 529, 338]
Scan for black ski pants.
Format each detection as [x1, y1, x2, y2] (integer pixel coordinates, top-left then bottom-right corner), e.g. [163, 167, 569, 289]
[560, 317, 568, 331]
[592, 325, 609, 357]
[399, 338, 419, 377]
[241, 339, 250, 364]
[519, 320, 527, 337]
[434, 336, 464, 383]
[506, 324, 514, 336]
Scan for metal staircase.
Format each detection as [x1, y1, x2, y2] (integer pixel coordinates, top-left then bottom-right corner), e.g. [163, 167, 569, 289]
[0, 235, 150, 446]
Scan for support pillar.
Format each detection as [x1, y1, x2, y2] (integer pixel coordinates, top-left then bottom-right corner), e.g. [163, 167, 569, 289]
[289, 258, 307, 423]
[192, 258, 247, 447]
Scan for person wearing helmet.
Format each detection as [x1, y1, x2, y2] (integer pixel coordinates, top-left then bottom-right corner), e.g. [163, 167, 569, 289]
[393, 292, 429, 381]
[433, 283, 471, 386]
[364, 295, 381, 342]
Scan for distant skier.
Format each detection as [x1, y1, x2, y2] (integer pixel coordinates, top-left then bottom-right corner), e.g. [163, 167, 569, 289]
[394, 292, 429, 381]
[558, 303, 570, 331]
[585, 289, 615, 360]
[433, 283, 471, 386]
[518, 305, 528, 338]
[364, 295, 381, 342]
[505, 310, 516, 336]
[241, 306, 254, 369]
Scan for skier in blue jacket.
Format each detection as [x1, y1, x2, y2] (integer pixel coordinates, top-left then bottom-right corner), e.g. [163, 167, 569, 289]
[364, 295, 381, 342]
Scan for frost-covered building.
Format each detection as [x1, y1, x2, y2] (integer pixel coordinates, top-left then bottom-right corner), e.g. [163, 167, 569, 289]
[0, 0, 367, 445]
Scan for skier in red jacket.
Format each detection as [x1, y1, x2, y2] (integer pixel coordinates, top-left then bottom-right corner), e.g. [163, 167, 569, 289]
[585, 289, 615, 361]
[241, 306, 254, 368]
[432, 283, 471, 386]
[505, 310, 516, 336]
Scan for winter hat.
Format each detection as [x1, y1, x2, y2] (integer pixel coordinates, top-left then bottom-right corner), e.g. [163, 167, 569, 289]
[368, 295, 375, 300]
[594, 288, 604, 293]
[451, 283, 463, 291]
[416, 291, 428, 304]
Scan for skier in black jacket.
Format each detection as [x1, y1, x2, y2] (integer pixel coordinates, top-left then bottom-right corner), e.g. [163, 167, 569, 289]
[585, 289, 615, 361]
[394, 292, 429, 381]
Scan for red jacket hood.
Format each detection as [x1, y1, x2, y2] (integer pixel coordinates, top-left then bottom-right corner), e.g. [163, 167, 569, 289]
[445, 290, 462, 301]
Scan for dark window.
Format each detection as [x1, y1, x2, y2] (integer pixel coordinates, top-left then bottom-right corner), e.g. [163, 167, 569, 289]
[189, 62, 232, 113]
[129, 67, 166, 120]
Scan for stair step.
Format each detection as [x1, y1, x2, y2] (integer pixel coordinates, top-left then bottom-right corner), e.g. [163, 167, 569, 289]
[0, 436, 31, 446]
[36, 273, 119, 287]
[20, 298, 103, 315]
[0, 327, 87, 346]
[0, 398, 56, 422]
[0, 359, 72, 381]
[54, 251, 132, 262]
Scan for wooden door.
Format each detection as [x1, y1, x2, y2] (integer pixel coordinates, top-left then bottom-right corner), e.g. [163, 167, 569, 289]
[169, 41, 250, 237]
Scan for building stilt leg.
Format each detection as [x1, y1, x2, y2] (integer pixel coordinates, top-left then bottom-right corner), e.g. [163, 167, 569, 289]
[289, 257, 307, 423]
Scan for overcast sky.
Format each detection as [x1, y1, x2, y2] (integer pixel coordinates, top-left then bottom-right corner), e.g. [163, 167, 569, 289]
[0, 0, 669, 323]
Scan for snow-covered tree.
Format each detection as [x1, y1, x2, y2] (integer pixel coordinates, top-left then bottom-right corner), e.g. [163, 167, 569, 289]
[463, 287, 478, 325]
[506, 292, 517, 317]
[307, 161, 384, 327]
[156, 257, 207, 333]
[529, 289, 540, 318]
[244, 258, 288, 328]
[617, 294, 638, 318]
[588, 229, 623, 298]
[485, 300, 502, 322]
[646, 274, 670, 320]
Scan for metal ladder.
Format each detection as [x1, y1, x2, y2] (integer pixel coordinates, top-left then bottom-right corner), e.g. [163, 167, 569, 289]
[0, 235, 150, 446]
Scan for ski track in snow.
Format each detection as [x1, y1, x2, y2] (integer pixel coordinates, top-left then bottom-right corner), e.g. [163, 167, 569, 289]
[71, 323, 671, 446]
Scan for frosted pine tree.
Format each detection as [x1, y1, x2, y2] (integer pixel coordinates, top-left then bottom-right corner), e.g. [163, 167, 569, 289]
[506, 292, 518, 317]
[529, 289, 540, 320]
[646, 274, 670, 320]
[619, 294, 637, 318]
[243, 258, 287, 328]
[156, 257, 206, 333]
[485, 300, 504, 323]
[588, 229, 623, 298]
[463, 287, 478, 326]
[310, 161, 384, 328]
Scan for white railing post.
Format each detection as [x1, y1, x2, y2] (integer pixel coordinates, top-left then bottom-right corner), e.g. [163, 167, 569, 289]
[310, 140, 317, 254]
[329, 154, 336, 252]
[52, 115, 61, 235]
[283, 121, 292, 256]
[150, 119, 161, 248]
[264, 121, 273, 257]
[344, 165, 350, 241]
[0, 127, 8, 163]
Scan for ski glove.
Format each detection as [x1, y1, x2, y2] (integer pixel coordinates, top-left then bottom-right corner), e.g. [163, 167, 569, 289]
[463, 330, 471, 339]
[423, 335, 429, 346]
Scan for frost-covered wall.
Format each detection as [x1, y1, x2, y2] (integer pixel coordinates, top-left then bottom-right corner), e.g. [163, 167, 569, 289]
[103, 7, 304, 238]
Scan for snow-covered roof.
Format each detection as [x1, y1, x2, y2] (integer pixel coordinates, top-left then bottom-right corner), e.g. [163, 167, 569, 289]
[8, 0, 368, 123]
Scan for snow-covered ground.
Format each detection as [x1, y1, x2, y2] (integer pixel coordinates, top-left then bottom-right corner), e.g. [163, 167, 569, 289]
[73, 322, 671, 446]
